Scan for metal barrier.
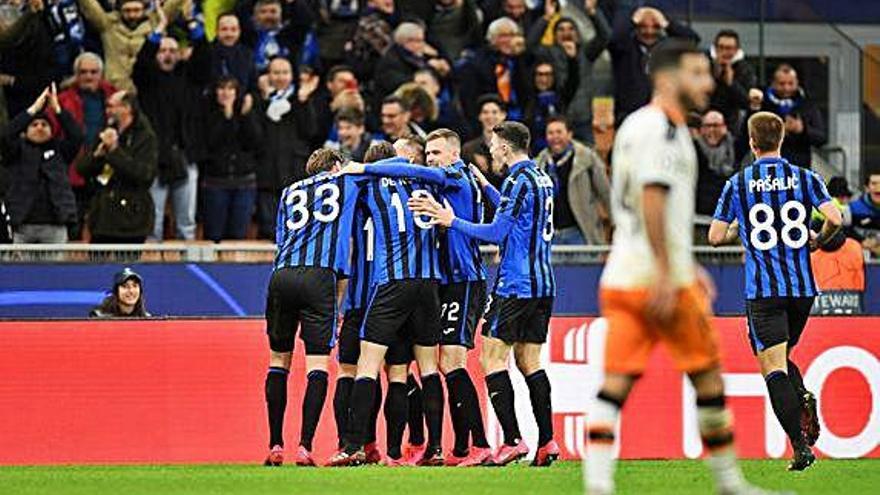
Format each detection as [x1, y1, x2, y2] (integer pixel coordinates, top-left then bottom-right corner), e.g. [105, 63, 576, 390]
[0, 242, 810, 265]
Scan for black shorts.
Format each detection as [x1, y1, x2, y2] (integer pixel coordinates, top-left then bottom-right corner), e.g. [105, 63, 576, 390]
[745, 297, 815, 354]
[265, 266, 337, 355]
[482, 295, 554, 345]
[337, 308, 364, 366]
[361, 279, 441, 365]
[439, 281, 487, 348]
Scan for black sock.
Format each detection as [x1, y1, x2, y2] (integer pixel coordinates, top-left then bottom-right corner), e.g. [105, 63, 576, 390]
[458, 369, 490, 448]
[445, 368, 470, 455]
[346, 377, 377, 452]
[787, 359, 808, 397]
[300, 369, 328, 451]
[406, 374, 425, 446]
[766, 370, 805, 448]
[421, 373, 445, 451]
[333, 377, 354, 448]
[526, 370, 554, 447]
[265, 367, 289, 448]
[367, 379, 382, 444]
[485, 370, 521, 446]
[384, 382, 409, 459]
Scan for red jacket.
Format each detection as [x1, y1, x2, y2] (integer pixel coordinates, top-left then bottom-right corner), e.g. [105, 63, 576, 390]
[48, 80, 117, 187]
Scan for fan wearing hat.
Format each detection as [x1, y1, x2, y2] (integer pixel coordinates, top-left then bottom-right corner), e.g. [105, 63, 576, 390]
[1, 84, 82, 243]
[90, 267, 150, 317]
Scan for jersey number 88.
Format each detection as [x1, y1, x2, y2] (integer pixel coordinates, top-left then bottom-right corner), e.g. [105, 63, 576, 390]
[748, 201, 808, 250]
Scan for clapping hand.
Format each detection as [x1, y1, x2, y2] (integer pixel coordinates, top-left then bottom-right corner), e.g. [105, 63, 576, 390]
[407, 195, 454, 228]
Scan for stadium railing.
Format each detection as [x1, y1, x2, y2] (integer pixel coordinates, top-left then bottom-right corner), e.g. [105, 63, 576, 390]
[0, 243, 874, 265]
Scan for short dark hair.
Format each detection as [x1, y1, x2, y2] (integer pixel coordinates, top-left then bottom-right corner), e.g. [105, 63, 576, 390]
[382, 94, 408, 111]
[477, 94, 506, 113]
[545, 115, 570, 131]
[865, 171, 880, 186]
[327, 65, 355, 82]
[492, 121, 530, 153]
[305, 148, 344, 175]
[255, 0, 281, 7]
[748, 112, 785, 153]
[335, 107, 365, 127]
[364, 141, 396, 162]
[648, 38, 704, 78]
[425, 128, 461, 148]
[216, 11, 238, 25]
[714, 29, 740, 47]
[773, 63, 797, 80]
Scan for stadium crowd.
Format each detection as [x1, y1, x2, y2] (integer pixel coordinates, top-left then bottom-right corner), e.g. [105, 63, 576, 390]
[0, 0, 875, 248]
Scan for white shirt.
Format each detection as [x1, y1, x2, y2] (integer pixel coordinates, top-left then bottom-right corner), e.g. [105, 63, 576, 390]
[601, 105, 697, 289]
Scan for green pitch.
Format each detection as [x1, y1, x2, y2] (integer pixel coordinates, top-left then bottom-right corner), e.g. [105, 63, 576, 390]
[1, 460, 877, 495]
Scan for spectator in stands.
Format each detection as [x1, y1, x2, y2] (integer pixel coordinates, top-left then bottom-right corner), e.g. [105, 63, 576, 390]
[751, 64, 826, 169]
[694, 110, 739, 216]
[255, 56, 319, 240]
[413, 68, 466, 135]
[709, 29, 756, 136]
[527, 0, 610, 143]
[211, 12, 256, 92]
[378, 94, 425, 142]
[0, 0, 54, 117]
[315, 65, 359, 144]
[77, 90, 157, 244]
[535, 116, 610, 245]
[202, 76, 261, 243]
[42, 0, 90, 79]
[485, 0, 539, 35]
[90, 267, 150, 317]
[54, 52, 116, 240]
[374, 22, 451, 101]
[2, 85, 81, 243]
[78, 0, 184, 92]
[237, 0, 310, 73]
[462, 94, 507, 189]
[133, 9, 209, 241]
[393, 135, 425, 164]
[608, 5, 699, 126]
[314, 0, 360, 69]
[343, 0, 396, 85]
[847, 172, 880, 231]
[329, 107, 376, 162]
[457, 17, 529, 126]
[394, 82, 438, 134]
[525, 61, 566, 153]
[428, 0, 482, 61]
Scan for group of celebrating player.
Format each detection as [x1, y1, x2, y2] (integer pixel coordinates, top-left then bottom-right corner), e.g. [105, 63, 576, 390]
[262, 120, 558, 469]
[260, 38, 841, 495]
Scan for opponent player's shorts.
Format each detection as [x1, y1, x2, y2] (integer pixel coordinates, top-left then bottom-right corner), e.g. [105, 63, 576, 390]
[439, 281, 487, 348]
[600, 285, 720, 375]
[482, 295, 553, 344]
[337, 308, 365, 365]
[265, 266, 336, 355]
[745, 296, 815, 355]
[361, 279, 441, 365]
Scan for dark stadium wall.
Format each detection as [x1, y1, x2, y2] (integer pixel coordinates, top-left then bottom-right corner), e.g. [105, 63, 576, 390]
[1, 264, 879, 318]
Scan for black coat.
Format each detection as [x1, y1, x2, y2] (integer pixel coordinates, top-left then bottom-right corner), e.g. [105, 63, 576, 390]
[76, 113, 158, 238]
[203, 105, 263, 181]
[373, 44, 431, 100]
[0, 11, 55, 118]
[133, 34, 212, 184]
[759, 90, 827, 169]
[256, 91, 319, 190]
[456, 47, 531, 125]
[609, 13, 699, 126]
[709, 56, 757, 133]
[2, 110, 82, 226]
[210, 42, 258, 93]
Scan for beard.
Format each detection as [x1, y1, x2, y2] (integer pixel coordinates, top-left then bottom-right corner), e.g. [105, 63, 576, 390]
[678, 91, 707, 114]
[122, 17, 145, 30]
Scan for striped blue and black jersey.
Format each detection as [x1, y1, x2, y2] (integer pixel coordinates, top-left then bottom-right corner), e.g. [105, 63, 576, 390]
[343, 203, 372, 311]
[358, 166, 442, 285]
[494, 160, 556, 298]
[714, 157, 833, 300]
[362, 159, 487, 284]
[274, 172, 360, 275]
